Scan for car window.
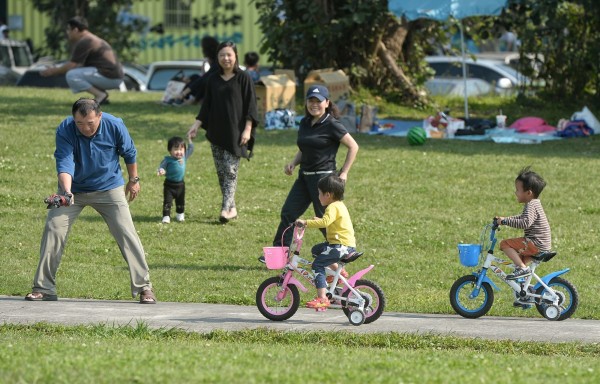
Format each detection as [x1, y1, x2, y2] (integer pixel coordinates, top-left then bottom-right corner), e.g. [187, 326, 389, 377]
[147, 68, 205, 90]
[12, 45, 33, 67]
[0, 45, 10, 67]
[467, 64, 506, 84]
[429, 62, 462, 78]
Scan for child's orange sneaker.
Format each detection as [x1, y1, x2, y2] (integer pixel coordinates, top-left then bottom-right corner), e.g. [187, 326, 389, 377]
[306, 297, 330, 309]
[326, 268, 349, 284]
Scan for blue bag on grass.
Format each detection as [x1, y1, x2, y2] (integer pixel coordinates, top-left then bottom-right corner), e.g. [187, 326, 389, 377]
[556, 120, 594, 138]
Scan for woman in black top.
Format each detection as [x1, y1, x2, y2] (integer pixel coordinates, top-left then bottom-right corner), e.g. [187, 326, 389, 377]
[187, 41, 258, 223]
[264, 84, 359, 257]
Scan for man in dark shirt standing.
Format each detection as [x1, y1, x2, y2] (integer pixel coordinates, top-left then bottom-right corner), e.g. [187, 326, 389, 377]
[41, 16, 123, 105]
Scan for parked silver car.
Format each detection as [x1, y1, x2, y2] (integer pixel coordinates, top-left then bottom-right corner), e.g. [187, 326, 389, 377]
[145, 60, 209, 91]
[425, 55, 530, 96]
[0, 39, 34, 85]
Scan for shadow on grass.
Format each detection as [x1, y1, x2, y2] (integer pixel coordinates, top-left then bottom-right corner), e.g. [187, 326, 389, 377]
[74, 214, 230, 226]
[150, 263, 263, 272]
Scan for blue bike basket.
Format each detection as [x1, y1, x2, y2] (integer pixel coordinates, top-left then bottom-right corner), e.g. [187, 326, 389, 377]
[457, 244, 481, 267]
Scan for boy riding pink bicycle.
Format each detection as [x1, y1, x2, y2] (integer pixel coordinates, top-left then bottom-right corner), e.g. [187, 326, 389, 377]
[256, 175, 385, 326]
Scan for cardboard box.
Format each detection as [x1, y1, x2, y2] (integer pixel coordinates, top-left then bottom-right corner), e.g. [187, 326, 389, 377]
[273, 69, 297, 84]
[255, 74, 296, 124]
[304, 68, 350, 102]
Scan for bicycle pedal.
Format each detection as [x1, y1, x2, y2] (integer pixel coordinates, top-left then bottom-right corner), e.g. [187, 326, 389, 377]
[513, 301, 533, 310]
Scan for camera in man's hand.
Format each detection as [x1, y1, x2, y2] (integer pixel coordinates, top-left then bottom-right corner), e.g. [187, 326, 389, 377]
[44, 193, 73, 209]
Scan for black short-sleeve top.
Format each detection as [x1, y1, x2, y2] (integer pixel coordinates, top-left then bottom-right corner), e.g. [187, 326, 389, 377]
[297, 113, 348, 172]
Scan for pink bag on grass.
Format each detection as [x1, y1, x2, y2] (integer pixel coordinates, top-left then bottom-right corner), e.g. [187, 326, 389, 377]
[510, 117, 556, 133]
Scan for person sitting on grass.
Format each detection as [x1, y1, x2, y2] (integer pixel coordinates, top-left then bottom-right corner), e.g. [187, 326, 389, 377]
[496, 166, 551, 284]
[295, 174, 355, 310]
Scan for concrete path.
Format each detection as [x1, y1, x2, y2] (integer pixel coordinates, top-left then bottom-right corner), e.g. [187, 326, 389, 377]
[1, 295, 597, 344]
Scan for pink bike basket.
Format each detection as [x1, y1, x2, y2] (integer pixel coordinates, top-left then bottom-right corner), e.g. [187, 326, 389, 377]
[263, 246, 289, 269]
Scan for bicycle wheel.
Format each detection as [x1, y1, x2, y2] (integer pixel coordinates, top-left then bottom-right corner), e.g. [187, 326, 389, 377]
[342, 279, 385, 324]
[535, 276, 579, 321]
[449, 274, 494, 319]
[256, 276, 300, 321]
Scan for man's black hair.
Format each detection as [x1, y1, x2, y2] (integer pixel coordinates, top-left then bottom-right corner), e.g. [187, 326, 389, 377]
[244, 51, 259, 67]
[67, 16, 89, 31]
[72, 98, 100, 116]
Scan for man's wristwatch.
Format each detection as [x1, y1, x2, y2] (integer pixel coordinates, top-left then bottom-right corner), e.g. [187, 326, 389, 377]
[129, 176, 140, 184]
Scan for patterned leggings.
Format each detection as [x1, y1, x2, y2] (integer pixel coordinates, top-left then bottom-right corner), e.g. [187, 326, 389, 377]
[210, 143, 240, 212]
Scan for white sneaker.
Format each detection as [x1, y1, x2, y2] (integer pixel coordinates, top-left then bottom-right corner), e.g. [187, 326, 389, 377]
[162, 216, 171, 224]
[176, 213, 185, 222]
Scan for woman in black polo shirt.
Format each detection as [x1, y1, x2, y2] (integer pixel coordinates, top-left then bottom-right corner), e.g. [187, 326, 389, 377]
[261, 85, 359, 260]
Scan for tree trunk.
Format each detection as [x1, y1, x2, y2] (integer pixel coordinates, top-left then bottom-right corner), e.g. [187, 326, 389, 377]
[374, 15, 427, 104]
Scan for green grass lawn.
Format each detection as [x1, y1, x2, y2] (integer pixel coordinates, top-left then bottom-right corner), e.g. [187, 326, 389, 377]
[1, 87, 599, 382]
[1, 324, 599, 383]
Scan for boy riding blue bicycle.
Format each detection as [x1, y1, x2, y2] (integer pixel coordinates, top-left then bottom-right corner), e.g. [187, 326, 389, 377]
[295, 174, 355, 310]
[451, 168, 577, 321]
[496, 166, 551, 285]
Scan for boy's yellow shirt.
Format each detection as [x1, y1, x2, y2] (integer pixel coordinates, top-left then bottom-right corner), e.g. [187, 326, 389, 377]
[306, 200, 356, 247]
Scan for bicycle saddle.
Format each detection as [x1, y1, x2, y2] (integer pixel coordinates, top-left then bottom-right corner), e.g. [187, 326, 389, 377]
[341, 251, 364, 263]
[531, 251, 557, 263]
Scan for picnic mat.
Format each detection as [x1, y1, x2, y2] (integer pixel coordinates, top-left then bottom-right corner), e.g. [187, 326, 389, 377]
[369, 119, 420, 137]
[370, 120, 563, 144]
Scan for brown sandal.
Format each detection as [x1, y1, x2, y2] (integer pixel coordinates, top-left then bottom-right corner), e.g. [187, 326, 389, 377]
[139, 289, 157, 304]
[25, 292, 58, 301]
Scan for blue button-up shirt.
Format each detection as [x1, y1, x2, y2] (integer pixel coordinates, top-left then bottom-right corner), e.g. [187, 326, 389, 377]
[54, 112, 137, 193]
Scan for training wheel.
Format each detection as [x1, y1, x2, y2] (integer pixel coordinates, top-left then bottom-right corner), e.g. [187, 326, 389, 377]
[348, 310, 365, 326]
[543, 304, 561, 321]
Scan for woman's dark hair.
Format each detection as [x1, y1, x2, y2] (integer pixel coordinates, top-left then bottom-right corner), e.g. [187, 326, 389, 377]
[216, 41, 241, 74]
[304, 100, 340, 119]
[67, 16, 89, 31]
[516, 166, 546, 198]
[167, 136, 186, 151]
[72, 98, 100, 116]
[317, 174, 345, 201]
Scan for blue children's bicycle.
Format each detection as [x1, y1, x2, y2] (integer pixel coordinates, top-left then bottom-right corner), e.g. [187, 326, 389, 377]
[450, 218, 579, 321]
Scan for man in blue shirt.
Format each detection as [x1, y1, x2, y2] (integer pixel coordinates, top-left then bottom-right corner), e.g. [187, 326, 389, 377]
[25, 98, 156, 304]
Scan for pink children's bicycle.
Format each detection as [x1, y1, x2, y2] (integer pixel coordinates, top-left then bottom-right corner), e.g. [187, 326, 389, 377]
[256, 224, 385, 326]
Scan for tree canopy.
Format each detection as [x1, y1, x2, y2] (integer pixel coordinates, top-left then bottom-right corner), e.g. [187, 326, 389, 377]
[501, 0, 600, 104]
[29, 0, 599, 107]
[254, 0, 599, 108]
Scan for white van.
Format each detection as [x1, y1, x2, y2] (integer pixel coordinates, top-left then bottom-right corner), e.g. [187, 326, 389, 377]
[0, 39, 34, 84]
